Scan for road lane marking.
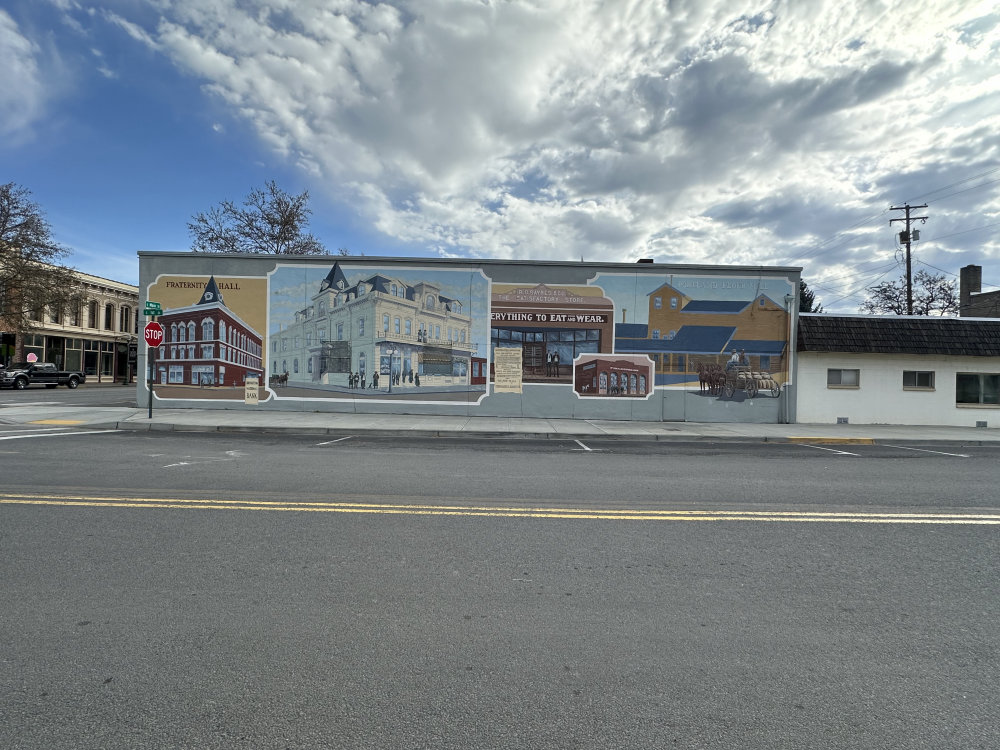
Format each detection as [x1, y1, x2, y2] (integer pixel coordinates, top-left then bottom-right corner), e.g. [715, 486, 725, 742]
[0, 429, 118, 441]
[795, 444, 859, 456]
[317, 436, 355, 445]
[1, 492, 997, 524]
[30, 419, 86, 425]
[882, 445, 971, 458]
[787, 437, 876, 445]
[573, 440, 592, 451]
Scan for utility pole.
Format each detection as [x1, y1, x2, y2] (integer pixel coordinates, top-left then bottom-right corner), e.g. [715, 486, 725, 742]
[889, 203, 928, 315]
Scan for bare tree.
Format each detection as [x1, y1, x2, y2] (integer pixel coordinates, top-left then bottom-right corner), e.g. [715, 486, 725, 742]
[860, 270, 958, 316]
[188, 181, 327, 255]
[0, 183, 80, 340]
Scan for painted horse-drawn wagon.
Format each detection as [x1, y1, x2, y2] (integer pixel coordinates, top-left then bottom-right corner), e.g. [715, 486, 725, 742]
[721, 366, 781, 399]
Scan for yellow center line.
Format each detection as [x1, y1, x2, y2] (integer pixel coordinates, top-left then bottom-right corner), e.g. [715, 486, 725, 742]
[0, 493, 998, 524]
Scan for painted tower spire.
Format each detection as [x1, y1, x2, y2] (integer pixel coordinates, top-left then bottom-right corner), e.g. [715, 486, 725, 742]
[196, 275, 225, 306]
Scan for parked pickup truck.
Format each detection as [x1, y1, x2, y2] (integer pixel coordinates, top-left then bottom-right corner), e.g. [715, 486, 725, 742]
[0, 362, 86, 390]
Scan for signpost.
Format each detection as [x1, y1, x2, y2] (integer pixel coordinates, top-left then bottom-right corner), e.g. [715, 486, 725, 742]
[144, 322, 164, 418]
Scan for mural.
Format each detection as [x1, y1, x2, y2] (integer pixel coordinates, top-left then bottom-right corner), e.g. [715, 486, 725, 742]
[146, 274, 267, 400]
[490, 283, 614, 384]
[573, 354, 654, 398]
[593, 272, 793, 398]
[267, 262, 491, 403]
[140, 254, 797, 422]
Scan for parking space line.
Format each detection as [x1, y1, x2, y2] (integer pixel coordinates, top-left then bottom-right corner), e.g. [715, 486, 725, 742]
[317, 436, 355, 446]
[573, 439, 593, 452]
[0, 429, 118, 441]
[795, 444, 859, 456]
[882, 444, 970, 458]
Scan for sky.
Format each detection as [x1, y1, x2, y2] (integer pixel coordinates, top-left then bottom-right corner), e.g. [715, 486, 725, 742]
[3, 0, 999, 313]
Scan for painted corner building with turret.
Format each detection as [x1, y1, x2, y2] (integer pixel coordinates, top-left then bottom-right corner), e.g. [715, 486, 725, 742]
[155, 276, 264, 387]
[270, 262, 477, 387]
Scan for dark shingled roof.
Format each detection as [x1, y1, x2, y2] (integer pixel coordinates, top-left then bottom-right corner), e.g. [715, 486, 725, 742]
[798, 315, 1000, 357]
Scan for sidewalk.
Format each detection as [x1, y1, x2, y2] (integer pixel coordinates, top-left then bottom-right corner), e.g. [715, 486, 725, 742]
[4, 400, 1000, 444]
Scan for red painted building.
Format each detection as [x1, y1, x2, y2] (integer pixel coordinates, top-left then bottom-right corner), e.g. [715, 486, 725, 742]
[156, 277, 263, 387]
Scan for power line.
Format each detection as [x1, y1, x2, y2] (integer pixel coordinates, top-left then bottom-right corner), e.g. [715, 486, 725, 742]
[903, 165, 1000, 203]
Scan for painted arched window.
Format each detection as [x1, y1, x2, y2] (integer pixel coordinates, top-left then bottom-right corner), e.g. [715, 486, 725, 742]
[170, 323, 178, 342]
[219, 321, 226, 341]
[293, 359, 299, 374]
[202, 319, 215, 340]
[630, 374, 638, 393]
[187, 322, 196, 341]
[358, 352, 366, 377]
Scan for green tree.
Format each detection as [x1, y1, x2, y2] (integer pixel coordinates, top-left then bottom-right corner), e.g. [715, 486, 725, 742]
[0, 182, 80, 341]
[799, 280, 823, 313]
[188, 181, 327, 255]
[860, 270, 958, 316]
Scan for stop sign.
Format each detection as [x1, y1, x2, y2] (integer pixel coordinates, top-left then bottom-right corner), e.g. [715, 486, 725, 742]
[144, 321, 164, 347]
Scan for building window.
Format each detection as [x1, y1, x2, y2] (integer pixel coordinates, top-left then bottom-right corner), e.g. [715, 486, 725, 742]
[394, 317, 401, 334]
[956, 373, 1000, 405]
[120, 306, 131, 332]
[293, 358, 299, 374]
[435, 325, 440, 339]
[306, 332, 312, 346]
[651, 330, 660, 340]
[827, 368, 860, 388]
[653, 296, 662, 309]
[903, 371, 935, 390]
[405, 319, 412, 335]
[88, 301, 98, 328]
[760, 355, 771, 371]
[104, 303, 114, 330]
[670, 297, 678, 309]
[337, 323, 344, 340]
[383, 314, 390, 331]
[202, 318, 214, 340]
[359, 317, 365, 337]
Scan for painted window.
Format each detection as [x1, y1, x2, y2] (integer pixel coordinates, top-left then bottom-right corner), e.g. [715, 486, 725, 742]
[653, 297, 662, 309]
[383, 314, 390, 331]
[293, 359, 299, 374]
[435, 325, 441, 339]
[903, 371, 934, 389]
[670, 297, 678, 309]
[760, 355, 771, 371]
[652, 330, 660, 339]
[956, 373, 1000, 405]
[405, 319, 412, 335]
[827, 369, 860, 387]
[188, 322, 196, 341]
[359, 317, 365, 337]
[394, 317, 401, 334]
[337, 323, 344, 340]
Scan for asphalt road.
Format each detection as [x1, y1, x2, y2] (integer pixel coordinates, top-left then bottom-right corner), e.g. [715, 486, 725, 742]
[1, 427, 998, 749]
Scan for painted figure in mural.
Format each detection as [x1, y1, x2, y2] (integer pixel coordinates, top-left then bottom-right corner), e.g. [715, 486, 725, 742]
[739, 349, 749, 366]
[415, 373, 420, 387]
[553, 352, 560, 377]
[546, 351, 553, 376]
[726, 350, 740, 370]
[372, 371, 379, 389]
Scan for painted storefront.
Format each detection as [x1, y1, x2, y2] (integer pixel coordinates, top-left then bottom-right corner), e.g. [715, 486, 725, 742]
[140, 254, 799, 422]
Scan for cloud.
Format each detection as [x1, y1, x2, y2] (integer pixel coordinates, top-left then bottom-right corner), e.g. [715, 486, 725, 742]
[97, 0, 1000, 309]
[0, 10, 45, 140]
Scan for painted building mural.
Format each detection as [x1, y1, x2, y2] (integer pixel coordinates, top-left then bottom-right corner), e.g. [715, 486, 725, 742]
[140, 254, 798, 422]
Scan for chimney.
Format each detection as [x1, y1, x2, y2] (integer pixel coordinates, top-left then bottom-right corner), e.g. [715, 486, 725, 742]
[960, 265, 982, 317]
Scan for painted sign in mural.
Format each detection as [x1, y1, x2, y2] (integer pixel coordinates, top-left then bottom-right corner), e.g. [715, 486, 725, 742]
[267, 262, 491, 403]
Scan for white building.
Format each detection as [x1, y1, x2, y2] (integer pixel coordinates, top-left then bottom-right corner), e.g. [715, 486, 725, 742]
[796, 314, 1000, 427]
